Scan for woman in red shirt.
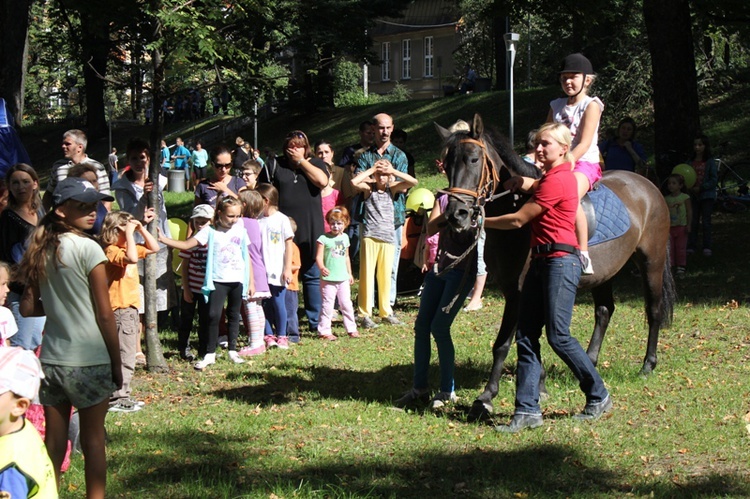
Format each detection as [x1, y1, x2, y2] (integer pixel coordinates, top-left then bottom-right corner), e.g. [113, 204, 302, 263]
[484, 122, 611, 433]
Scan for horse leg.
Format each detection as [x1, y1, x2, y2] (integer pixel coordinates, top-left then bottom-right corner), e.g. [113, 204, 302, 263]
[587, 283, 615, 366]
[468, 289, 520, 422]
[640, 261, 667, 375]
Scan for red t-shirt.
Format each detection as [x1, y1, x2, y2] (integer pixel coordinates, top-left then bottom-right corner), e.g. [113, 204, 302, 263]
[530, 163, 579, 258]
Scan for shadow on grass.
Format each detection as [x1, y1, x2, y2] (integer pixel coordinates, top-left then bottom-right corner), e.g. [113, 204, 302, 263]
[105, 427, 750, 498]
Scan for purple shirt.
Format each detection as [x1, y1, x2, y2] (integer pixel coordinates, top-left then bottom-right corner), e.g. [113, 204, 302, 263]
[242, 217, 269, 294]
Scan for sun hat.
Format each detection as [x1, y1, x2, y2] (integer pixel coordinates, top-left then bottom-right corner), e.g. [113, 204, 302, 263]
[191, 204, 215, 219]
[559, 53, 594, 74]
[53, 176, 114, 207]
[0, 346, 44, 400]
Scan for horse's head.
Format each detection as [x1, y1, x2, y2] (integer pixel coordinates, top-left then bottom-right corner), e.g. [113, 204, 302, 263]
[435, 114, 500, 233]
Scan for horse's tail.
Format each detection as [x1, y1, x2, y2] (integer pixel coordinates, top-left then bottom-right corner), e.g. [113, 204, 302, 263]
[660, 244, 676, 328]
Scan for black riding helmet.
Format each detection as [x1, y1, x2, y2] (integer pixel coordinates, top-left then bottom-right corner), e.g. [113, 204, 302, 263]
[559, 53, 594, 98]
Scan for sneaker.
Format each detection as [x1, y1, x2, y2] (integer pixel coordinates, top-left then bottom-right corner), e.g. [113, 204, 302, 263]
[676, 266, 686, 279]
[381, 315, 402, 325]
[359, 316, 379, 329]
[463, 301, 483, 312]
[276, 336, 290, 350]
[573, 395, 613, 421]
[494, 413, 544, 433]
[318, 334, 337, 341]
[109, 399, 142, 413]
[347, 331, 360, 338]
[288, 335, 301, 344]
[228, 350, 245, 364]
[135, 352, 146, 366]
[393, 388, 430, 408]
[126, 397, 146, 408]
[238, 344, 266, 357]
[428, 391, 458, 411]
[179, 349, 195, 362]
[217, 335, 229, 349]
[194, 353, 216, 371]
[580, 251, 594, 275]
[264, 335, 278, 348]
[702, 248, 712, 257]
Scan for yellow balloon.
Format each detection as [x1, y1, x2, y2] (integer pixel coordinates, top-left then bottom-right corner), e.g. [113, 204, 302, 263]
[167, 218, 189, 274]
[672, 163, 696, 189]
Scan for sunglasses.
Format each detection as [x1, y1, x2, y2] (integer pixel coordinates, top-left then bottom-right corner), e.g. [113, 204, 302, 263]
[286, 132, 306, 140]
[241, 171, 256, 177]
[215, 163, 232, 169]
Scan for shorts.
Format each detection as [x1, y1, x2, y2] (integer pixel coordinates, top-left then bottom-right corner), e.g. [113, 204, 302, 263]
[40, 364, 116, 409]
[573, 161, 602, 191]
[194, 167, 207, 180]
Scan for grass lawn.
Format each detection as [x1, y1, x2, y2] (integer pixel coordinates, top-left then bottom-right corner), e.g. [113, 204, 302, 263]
[44, 80, 750, 497]
[54, 201, 750, 498]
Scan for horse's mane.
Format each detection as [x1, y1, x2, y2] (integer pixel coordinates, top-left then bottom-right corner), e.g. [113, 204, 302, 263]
[482, 126, 542, 180]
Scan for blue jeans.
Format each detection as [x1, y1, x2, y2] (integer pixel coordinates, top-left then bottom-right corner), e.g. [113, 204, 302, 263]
[514, 255, 608, 415]
[285, 290, 300, 341]
[413, 269, 474, 393]
[263, 284, 288, 337]
[300, 259, 322, 330]
[347, 223, 361, 265]
[7, 291, 46, 351]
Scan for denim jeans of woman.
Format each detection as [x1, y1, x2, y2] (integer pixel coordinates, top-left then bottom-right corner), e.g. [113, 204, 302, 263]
[7, 291, 46, 350]
[412, 268, 474, 393]
[514, 254, 608, 415]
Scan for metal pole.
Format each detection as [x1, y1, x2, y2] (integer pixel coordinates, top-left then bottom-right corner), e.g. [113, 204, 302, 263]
[253, 91, 258, 150]
[107, 102, 113, 154]
[363, 63, 369, 98]
[504, 33, 519, 146]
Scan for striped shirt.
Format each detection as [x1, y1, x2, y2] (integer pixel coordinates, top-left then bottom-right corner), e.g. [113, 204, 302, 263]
[48, 156, 111, 195]
[178, 244, 209, 294]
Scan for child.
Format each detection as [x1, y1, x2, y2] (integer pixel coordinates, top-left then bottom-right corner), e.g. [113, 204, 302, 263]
[239, 160, 262, 191]
[687, 134, 719, 256]
[101, 211, 159, 412]
[68, 162, 108, 235]
[0, 346, 57, 498]
[0, 262, 17, 347]
[238, 190, 270, 357]
[664, 174, 692, 276]
[316, 207, 358, 340]
[159, 197, 253, 370]
[19, 176, 122, 498]
[547, 53, 604, 275]
[178, 204, 214, 361]
[351, 159, 418, 329]
[285, 217, 302, 344]
[255, 184, 294, 349]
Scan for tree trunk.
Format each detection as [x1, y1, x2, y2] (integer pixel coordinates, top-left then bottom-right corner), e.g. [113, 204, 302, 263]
[144, 6, 168, 373]
[79, 12, 110, 138]
[0, 0, 32, 127]
[643, 0, 701, 181]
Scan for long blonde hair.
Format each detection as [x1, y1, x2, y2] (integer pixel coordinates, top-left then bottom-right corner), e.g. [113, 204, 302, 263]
[19, 207, 92, 287]
[535, 122, 575, 165]
[100, 211, 134, 246]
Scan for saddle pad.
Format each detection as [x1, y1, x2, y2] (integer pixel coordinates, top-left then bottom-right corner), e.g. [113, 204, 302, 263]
[587, 184, 630, 246]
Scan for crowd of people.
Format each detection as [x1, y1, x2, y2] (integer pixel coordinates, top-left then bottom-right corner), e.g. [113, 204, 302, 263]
[0, 51, 726, 496]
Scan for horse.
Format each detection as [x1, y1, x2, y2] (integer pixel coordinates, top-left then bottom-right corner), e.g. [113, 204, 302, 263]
[435, 114, 676, 421]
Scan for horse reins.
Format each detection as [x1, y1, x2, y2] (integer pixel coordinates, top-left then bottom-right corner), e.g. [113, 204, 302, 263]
[434, 137, 512, 311]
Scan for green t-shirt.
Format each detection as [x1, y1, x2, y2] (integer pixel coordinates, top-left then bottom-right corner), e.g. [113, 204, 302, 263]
[316, 233, 350, 283]
[39, 233, 110, 367]
[665, 192, 690, 227]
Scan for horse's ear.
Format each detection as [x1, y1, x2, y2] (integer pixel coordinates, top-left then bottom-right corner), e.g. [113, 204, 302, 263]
[434, 122, 452, 142]
[472, 114, 484, 139]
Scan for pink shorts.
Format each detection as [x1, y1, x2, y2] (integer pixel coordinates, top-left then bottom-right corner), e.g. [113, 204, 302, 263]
[573, 161, 602, 191]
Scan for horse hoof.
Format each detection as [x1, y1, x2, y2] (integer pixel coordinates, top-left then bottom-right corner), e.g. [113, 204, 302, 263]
[467, 400, 493, 422]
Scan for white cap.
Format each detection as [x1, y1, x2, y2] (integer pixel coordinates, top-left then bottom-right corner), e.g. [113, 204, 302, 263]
[0, 347, 44, 400]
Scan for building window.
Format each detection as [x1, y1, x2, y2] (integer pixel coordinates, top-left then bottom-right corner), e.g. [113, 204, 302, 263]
[402, 39, 411, 80]
[424, 36, 434, 77]
[381, 42, 390, 81]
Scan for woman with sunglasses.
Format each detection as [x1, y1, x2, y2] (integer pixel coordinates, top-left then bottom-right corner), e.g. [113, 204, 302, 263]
[194, 145, 246, 208]
[258, 130, 328, 332]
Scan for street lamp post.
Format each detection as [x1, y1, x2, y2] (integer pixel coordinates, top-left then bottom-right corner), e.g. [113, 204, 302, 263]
[503, 33, 520, 146]
[106, 100, 114, 154]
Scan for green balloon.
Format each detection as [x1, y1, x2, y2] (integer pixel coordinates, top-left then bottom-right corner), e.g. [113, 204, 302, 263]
[672, 163, 696, 189]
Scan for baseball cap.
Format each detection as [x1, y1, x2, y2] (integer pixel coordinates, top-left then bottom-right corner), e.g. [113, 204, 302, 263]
[559, 53, 594, 74]
[0, 346, 44, 400]
[191, 204, 215, 219]
[53, 176, 115, 207]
